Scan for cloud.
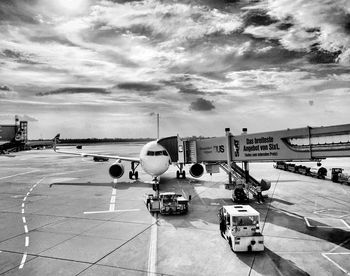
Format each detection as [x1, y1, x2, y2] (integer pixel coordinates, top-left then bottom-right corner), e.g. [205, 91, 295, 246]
[0, 84, 17, 98]
[189, 98, 215, 111]
[1, 49, 39, 64]
[36, 87, 111, 96]
[307, 47, 342, 63]
[249, 0, 350, 64]
[115, 82, 161, 92]
[0, 85, 11, 91]
[177, 84, 205, 95]
[0, 0, 40, 24]
[242, 9, 278, 27]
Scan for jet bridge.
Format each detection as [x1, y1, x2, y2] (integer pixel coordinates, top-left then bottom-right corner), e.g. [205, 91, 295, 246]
[188, 123, 350, 163]
[159, 123, 350, 198]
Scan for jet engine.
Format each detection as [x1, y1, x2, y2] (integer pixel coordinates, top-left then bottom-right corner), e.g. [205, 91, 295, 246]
[260, 179, 271, 191]
[189, 163, 204, 178]
[109, 162, 124, 179]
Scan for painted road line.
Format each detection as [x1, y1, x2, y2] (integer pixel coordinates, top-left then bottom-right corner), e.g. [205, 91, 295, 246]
[21, 209, 24, 214]
[19, 252, 27, 269]
[322, 253, 350, 275]
[329, 238, 350, 253]
[303, 217, 313, 228]
[109, 188, 117, 211]
[147, 216, 158, 276]
[84, 209, 140, 215]
[23, 196, 27, 201]
[22, 217, 26, 223]
[25, 236, 29, 247]
[341, 219, 350, 229]
[21, 203, 24, 208]
[24, 225, 28, 233]
[0, 170, 39, 180]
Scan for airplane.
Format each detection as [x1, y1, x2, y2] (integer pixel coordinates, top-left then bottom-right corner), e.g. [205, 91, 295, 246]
[53, 134, 181, 191]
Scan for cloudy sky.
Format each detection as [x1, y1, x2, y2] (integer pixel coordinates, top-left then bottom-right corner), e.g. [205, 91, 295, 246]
[0, 0, 350, 139]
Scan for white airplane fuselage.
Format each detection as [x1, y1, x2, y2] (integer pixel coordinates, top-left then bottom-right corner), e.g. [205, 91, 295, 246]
[139, 141, 171, 177]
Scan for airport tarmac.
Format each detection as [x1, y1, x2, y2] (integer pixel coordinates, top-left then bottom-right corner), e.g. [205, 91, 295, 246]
[0, 144, 350, 276]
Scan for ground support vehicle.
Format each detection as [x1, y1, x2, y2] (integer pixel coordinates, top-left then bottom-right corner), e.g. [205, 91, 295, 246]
[297, 165, 310, 175]
[331, 168, 350, 184]
[219, 205, 264, 252]
[274, 161, 286, 170]
[274, 162, 327, 179]
[144, 192, 190, 215]
[309, 167, 327, 179]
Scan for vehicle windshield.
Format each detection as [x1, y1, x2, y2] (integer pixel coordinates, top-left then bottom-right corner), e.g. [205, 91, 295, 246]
[232, 215, 259, 226]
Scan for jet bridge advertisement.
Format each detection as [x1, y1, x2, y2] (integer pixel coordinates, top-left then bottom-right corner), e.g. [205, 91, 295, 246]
[196, 137, 227, 162]
[232, 128, 312, 162]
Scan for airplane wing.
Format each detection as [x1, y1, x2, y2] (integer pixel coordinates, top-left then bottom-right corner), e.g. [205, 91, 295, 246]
[53, 134, 140, 163]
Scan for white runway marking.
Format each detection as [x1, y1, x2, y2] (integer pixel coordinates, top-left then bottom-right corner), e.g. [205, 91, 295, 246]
[321, 238, 350, 275]
[19, 177, 45, 270]
[304, 217, 350, 229]
[147, 217, 158, 276]
[329, 238, 350, 253]
[109, 188, 117, 211]
[84, 209, 140, 214]
[341, 219, 350, 229]
[19, 253, 27, 269]
[0, 170, 39, 180]
[322, 253, 350, 275]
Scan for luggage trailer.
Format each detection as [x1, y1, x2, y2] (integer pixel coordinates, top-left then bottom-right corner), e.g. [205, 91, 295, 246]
[220, 205, 264, 252]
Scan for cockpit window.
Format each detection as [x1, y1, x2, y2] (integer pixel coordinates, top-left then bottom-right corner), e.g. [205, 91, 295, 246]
[147, 150, 169, 156]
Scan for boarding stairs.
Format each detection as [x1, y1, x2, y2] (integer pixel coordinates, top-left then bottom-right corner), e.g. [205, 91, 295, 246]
[219, 163, 259, 197]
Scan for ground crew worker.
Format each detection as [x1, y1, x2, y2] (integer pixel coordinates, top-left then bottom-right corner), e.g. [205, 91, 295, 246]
[218, 207, 226, 238]
[256, 184, 264, 203]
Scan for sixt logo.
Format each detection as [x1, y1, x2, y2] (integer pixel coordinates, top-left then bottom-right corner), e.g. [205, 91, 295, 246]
[214, 145, 225, 153]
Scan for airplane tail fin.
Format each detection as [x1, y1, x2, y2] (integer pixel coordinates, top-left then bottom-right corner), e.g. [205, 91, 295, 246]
[53, 134, 60, 151]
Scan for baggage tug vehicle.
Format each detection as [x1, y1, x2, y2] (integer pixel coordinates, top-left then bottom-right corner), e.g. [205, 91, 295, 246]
[219, 205, 264, 252]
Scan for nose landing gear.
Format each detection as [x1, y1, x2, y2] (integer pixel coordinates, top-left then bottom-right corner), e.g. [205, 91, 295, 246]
[129, 162, 139, 180]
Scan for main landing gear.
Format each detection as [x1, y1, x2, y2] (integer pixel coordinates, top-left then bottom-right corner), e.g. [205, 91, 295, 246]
[129, 162, 139, 180]
[176, 163, 186, 179]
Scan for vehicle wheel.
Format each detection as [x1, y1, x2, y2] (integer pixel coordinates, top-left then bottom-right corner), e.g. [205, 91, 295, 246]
[147, 203, 151, 211]
[129, 171, 133, 179]
[135, 171, 139, 179]
[176, 170, 180, 179]
[182, 171, 186, 179]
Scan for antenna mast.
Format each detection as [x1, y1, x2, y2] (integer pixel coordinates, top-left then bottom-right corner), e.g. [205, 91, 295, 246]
[157, 113, 159, 140]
